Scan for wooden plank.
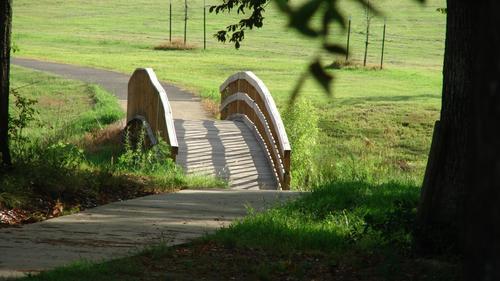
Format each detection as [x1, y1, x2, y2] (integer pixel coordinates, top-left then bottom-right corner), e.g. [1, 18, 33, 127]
[174, 119, 278, 190]
[127, 68, 179, 159]
[219, 72, 292, 190]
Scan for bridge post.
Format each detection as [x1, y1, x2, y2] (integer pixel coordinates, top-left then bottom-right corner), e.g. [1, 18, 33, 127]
[127, 68, 179, 160]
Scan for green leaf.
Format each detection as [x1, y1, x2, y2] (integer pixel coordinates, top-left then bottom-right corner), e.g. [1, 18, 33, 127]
[351, 0, 382, 17]
[275, 0, 291, 13]
[323, 43, 347, 55]
[309, 60, 333, 96]
[289, 70, 309, 105]
[288, 0, 323, 37]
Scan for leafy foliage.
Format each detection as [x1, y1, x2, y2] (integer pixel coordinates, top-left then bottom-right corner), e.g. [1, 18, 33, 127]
[436, 7, 447, 14]
[282, 100, 319, 189]
[8, 89, 39, 143]
[211, 0, 425, 99]
[118, 125, 178, 175]
[210, 0, 376, 98]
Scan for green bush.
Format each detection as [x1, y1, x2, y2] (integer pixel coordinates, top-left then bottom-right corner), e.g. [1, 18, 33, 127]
[282, 99, 319, 189]
[118, 128, 178, 174]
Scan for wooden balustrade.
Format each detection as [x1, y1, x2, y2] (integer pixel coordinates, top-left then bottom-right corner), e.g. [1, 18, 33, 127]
[219, 71, 291, 190]
[127, 68, 179, 160]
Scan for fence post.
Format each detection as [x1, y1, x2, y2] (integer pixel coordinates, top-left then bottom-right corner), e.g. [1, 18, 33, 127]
[380, 18, 386, 69]
[346, 16, 351, 62]
[184, 0, 188, 45]
[169, 0, 172, 42]
[203, 0, 207, 50]
[363, 1, 371, 67]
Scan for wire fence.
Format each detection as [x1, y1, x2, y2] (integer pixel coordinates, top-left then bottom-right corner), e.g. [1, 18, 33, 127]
[156, 0, 446, 69]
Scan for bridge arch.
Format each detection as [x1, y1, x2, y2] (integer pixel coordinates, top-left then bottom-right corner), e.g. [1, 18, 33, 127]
[127, 68, 179, 160]
[219, 72, 291, 190]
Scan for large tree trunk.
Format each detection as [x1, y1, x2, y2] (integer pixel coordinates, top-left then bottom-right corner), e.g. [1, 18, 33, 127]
[464, 1, 500, 279]
[417, 0, 474, 253]
[418, 0, 500, 279]
[0, 0, 12, 167]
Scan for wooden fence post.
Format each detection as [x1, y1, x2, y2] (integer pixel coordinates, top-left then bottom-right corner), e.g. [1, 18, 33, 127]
[169, 0, 172, 42]
[203, 0, 207, 50]
[184, 0, 188, 45]
[380, 18, 387, 69]
[346, 16, 351, 62]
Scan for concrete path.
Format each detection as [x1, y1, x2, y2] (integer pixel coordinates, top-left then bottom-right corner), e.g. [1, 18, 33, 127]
[0, 190, 300, 278]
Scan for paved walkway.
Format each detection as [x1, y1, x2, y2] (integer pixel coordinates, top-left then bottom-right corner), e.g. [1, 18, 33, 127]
[0, 190, 300, 277]
[12, 58, 210, 120]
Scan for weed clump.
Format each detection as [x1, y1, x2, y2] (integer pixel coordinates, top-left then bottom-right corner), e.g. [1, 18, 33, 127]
[153, 39, 197, 51]
[327, 59, 380, 70]
[282, 99, 319, 189]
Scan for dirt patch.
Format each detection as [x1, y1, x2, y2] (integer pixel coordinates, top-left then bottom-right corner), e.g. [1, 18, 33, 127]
[202, 98, 220, 118]
[154, 39, 197, 51]
[37, 96, 66, 107]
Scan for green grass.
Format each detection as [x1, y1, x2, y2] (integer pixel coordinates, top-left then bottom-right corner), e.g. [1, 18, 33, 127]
[213, 180, 419, 253]
[12, 0, 445, 189]
[11, 0, 446, 104]
[10, 66, 124, 141]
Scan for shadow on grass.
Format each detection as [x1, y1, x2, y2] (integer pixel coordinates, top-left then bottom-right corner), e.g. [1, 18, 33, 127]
[334, 93, 440, 106]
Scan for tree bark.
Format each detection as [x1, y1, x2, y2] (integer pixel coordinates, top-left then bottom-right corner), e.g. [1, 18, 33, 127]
[0, 0, 13, 167]
[464, 1, 500, 279]
[417, 0, 474, 253]
[418, 1, 500, 279]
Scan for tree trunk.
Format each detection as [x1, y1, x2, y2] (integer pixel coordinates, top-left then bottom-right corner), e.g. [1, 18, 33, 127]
[464, 1, 500, 279]
[417, 0, 474, 253]
[0, 0, 13, 167]
[418, 1, 500, 279]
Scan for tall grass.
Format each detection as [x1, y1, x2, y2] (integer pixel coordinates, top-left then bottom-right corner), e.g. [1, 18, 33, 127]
[283, 99, 319, 189]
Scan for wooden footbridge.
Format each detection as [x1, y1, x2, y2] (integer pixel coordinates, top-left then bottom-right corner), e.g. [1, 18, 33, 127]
[127, 69, 291, 190]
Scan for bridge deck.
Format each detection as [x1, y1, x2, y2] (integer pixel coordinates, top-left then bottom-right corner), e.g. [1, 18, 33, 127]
[176, 119, 276, 189]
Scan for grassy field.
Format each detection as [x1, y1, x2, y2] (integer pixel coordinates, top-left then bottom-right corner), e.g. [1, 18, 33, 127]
[12, 0, 446, 188]
[11, 0, 445, 103]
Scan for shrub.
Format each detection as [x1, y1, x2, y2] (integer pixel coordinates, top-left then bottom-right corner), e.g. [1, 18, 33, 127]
[118, 129, 176, 174]
[282, 99, 319, 189]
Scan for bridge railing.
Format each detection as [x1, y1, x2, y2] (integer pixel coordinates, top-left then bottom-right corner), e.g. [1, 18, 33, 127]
[127, 68, 179, 160]
[219, 72, 291, 190]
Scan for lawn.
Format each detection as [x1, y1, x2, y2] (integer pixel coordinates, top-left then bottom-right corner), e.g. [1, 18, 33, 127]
[12, 0, 446, 188]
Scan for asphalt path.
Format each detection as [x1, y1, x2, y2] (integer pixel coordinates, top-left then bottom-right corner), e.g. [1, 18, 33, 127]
[12, 57, 211, 120]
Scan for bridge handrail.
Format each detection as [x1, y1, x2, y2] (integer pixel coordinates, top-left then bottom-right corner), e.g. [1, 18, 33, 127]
[219, 71, 291, 190]
[127, 68, 179, 160]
